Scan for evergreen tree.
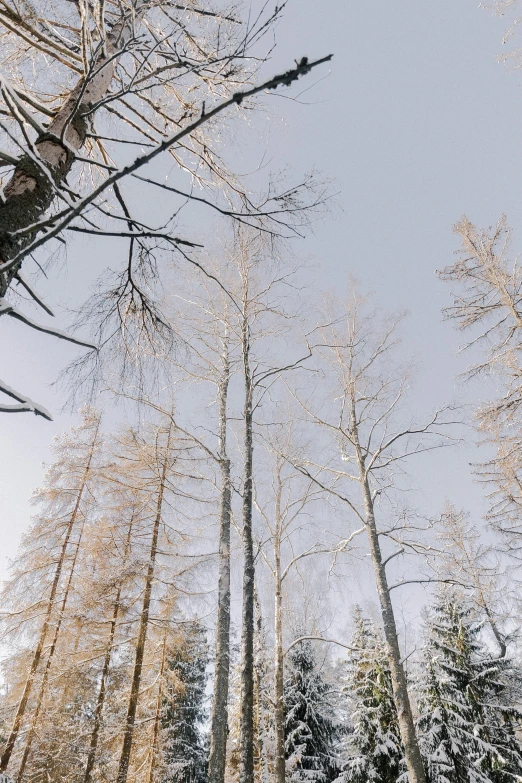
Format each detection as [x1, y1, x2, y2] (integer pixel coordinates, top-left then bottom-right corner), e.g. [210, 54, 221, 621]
[336, 608, 404, 783]
[418, 592, 522, 783]
[162, 621, 209, 783]
[284, 638, 339, 783]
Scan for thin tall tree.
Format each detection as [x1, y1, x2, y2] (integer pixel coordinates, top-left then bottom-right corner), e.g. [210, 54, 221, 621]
[0, 407, 101, 774]
[295, 294, 456, 783]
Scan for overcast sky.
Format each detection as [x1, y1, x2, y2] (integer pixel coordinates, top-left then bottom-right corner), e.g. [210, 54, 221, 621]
[2, 0, 521, 582]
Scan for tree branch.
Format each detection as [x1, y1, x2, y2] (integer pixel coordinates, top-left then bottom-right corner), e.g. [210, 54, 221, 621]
[0, 377, 52, 419]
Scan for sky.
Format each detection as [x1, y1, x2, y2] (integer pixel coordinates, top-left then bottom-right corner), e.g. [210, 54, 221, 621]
[1, 0, 522, 586]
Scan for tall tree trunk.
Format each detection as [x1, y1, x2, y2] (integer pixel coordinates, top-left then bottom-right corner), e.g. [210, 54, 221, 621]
[0, 14, 135, 292]
[116, 424, 172, 783]
[209, 335, 232, 783]
[83, 513, 136, 783]
[147, 632, 167, 783]
[18, 519, 86, 780]
[253, 590, 269, 783]
[273, 526, 285, 783]
[0, 422, 99, 773]
[351, 405, 426, 783]
[239, 314, 255, 783]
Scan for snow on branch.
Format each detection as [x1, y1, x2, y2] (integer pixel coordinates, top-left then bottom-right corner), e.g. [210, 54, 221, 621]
[0, 54, 334, 273]
[0, 299, 97, 350]
[0, 378, 52, 420]
[14, 273, 55, 316]
[284, 635, 362, 656]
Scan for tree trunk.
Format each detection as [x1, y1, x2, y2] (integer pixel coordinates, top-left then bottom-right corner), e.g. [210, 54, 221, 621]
[83, 513, 136, 783]
[0, 13, 134, 293]
[208, 336, 232, 783]
[273, 529, 285, 783]
[0, 422, 98, 773]
[147, 632, 167, 783]
[253, 590, 269, 783]
[18, 519, 86, 780]
[116, 424, 172, 783]
[352, 410, 427, 783]
[239, 315, 255, 783]
[83, 585, 123, 783]
[364, 512, 427, 783]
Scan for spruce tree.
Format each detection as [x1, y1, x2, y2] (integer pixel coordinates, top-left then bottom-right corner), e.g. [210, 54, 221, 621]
[284, 638, 339, 783]
[418, 593, 522, 783]
[162, 621, 209, 783]
[336, 608, 404, 783]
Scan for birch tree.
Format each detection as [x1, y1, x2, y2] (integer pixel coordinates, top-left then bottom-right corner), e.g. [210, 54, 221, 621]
[255, 429, 329, 783]
[225, 233, 313, 783]
[0, 0, 331, 417]
[295, 294, 456, 783]
[120, 267, 236, 783]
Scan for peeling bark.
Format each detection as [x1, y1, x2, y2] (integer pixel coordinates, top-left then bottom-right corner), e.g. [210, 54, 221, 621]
[0, 13, 134, 294]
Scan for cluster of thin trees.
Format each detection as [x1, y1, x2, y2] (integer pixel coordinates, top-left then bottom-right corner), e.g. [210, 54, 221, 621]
[4, 0, 522, 782]
[3, 217, 522, 783]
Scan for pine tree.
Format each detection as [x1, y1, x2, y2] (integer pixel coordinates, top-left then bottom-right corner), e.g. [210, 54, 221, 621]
[162, 621, 209, 783]
[418, 592, 522, 783]
[284, 639, 339, 783]
[336, 608, 404, 783]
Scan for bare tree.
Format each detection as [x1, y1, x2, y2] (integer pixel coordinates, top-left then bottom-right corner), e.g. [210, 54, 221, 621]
[118, 268, 236, 783]
[439, 216, 522, 556]
[294, 294, 456, 783]
[146, 631, 167, 783]
[226, 233, 313, 783]
[0, 411, 209, 781]
[83, 501, 137, 783]
[433, 504, 510, 657]
[255, 431, 328, 783]
[115, 420, 174, 783]
[0, 406, 102, 775]
[0, 0, 331, 417]
[17, 507, 87, 781]
[440, 216, 522, 426]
